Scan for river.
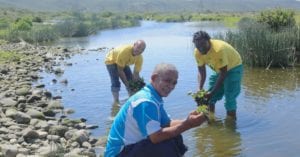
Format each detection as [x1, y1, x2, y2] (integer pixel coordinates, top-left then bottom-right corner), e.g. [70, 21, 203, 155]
[38, 21, 300, 157]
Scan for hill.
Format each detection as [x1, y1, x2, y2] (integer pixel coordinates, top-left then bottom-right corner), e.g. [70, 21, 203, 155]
[0, 0, 300, 12]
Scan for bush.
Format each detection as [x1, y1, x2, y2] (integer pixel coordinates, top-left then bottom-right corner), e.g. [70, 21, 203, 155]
[257, 8, 296, 32]
[54, 19, 77, 37]
[13, 18, 33, 31]
[32, 16, 43, 23]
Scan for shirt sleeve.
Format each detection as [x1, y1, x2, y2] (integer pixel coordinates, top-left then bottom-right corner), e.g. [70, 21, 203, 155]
[194, 49, 205, 66]
[132, 101, 161, 137]
[134, 56, 143, 73]
[160, 105, 171, 127]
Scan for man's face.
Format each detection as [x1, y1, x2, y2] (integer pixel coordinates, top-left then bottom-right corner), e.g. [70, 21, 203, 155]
[133, 42, 145, 56]
[194, 39, 210, 54]
[152, 70, 178, 97]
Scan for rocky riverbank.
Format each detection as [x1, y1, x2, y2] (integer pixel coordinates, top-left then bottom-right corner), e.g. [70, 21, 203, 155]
[0, 42, 101, 157]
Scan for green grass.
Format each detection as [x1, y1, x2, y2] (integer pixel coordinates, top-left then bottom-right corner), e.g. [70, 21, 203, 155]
[223, 16, 241, 28]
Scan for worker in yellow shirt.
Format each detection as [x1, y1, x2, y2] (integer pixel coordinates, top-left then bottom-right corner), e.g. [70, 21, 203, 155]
[105, 40, 146, 104]
[192, 31, 243, 118]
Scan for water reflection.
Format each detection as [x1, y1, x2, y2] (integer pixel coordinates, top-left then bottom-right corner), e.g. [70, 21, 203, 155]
[194, 115, 242, 157]
[242, 67, 300, 100]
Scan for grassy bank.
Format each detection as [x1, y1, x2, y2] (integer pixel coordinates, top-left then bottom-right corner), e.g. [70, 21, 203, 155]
[0, 9, 142, 43]
[142, 12, 247, 27]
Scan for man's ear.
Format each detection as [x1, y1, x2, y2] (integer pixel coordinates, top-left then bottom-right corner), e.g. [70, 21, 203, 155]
[151, 74, 158, 82]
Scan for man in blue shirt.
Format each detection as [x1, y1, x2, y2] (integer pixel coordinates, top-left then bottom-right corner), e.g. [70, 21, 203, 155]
[105, 63, 207, 157]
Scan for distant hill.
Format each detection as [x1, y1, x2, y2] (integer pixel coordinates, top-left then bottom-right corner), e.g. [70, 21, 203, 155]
[0, 0, 300, 12]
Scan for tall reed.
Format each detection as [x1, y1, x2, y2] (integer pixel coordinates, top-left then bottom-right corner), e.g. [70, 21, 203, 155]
[219, 18, 299, 68]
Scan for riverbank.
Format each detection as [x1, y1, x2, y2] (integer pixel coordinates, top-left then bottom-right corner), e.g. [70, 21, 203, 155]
[0, 42, 102, 156]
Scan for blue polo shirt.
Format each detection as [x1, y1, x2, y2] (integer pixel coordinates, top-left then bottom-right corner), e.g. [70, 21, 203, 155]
[104, 84, 171, 157]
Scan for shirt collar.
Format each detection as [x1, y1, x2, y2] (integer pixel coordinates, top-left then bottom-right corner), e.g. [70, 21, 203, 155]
[145, 84, 163, 103]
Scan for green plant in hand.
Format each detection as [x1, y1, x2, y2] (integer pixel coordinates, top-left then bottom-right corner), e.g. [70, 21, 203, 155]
[188, 89, 209, 106]
[128, 78, 145, 94]
[196, 105, 209, 114]
[188, 90, 210, 120]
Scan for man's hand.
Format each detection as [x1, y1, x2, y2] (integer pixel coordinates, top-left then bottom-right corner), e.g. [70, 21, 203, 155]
[133, 72, 141, 81]
[184, 111, 207, 128]
[204, 91, 213, 100]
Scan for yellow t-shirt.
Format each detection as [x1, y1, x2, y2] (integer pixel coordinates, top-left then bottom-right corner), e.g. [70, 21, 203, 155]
[105, 44, 143, 73]
[194, 39, 242, 73]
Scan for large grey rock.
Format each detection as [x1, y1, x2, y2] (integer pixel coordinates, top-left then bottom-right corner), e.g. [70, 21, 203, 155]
[26, 109, 45, 119]
[47, 100, 63, 110]
[0, 127, 10, 134]
[49, 125, 68, 137]
[0, 144, 18, 157]
[15, 87, 30, 96]
[71, 130, 89, 145]
[22, 128, 39, 142]
[0, 98, 17, 107]
[5, 108, 18, 118]
[14, 112, 31, 124]
[37, 143, 63, 156]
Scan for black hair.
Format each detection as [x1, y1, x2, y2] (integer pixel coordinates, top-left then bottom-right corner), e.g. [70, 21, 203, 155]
[193, 30, 211, 42]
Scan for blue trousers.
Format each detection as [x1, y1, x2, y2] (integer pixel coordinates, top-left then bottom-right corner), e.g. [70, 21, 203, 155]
[106, 64, 133, 92]
[117, 135, 187, 157]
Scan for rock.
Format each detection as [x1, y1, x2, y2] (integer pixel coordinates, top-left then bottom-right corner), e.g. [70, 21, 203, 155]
[86, 125, 98, 130]
[47, 100, 63, 109]
[27, 94, 42, 103]
[35, 84, 45, 88]
[14, 112, 31, 124]
[47, 135, 60, 142]
[43, 109, 56, 117]
[44, 91, 52, 98]
[71, 130, 89, 145]
[15, 87, 30, 96]
[0, 67, 9, 74]
[0, 144, 18, 157]
[18, 148, 29, 155]
[22, 128, 39, 142]
[49, 125, 68, 137]
[60, 79, 68, 84]
[64, 108, 75, 114]
[0, 127, 10, 134]
[0, 98, 18, 107]
[26, 109, 45, 119]
[64, 130, 76, 140]
[36, 130, 48, 139]
[5, 108, 18, 118]
[31, 89, 43, 95]
[61, 118, 82, 126]
[35, 120, 49, 130]
[37, 144, 61, 156]
[54, 68, 64, 75]
[82, 142, 92, 149]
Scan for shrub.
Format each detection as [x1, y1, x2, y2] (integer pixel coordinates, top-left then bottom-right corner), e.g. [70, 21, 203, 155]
[13, 18, 33, 31]
[257, 8, 296, 32]
[54, 19, 77, 37]
[32, 16, 43, 23]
